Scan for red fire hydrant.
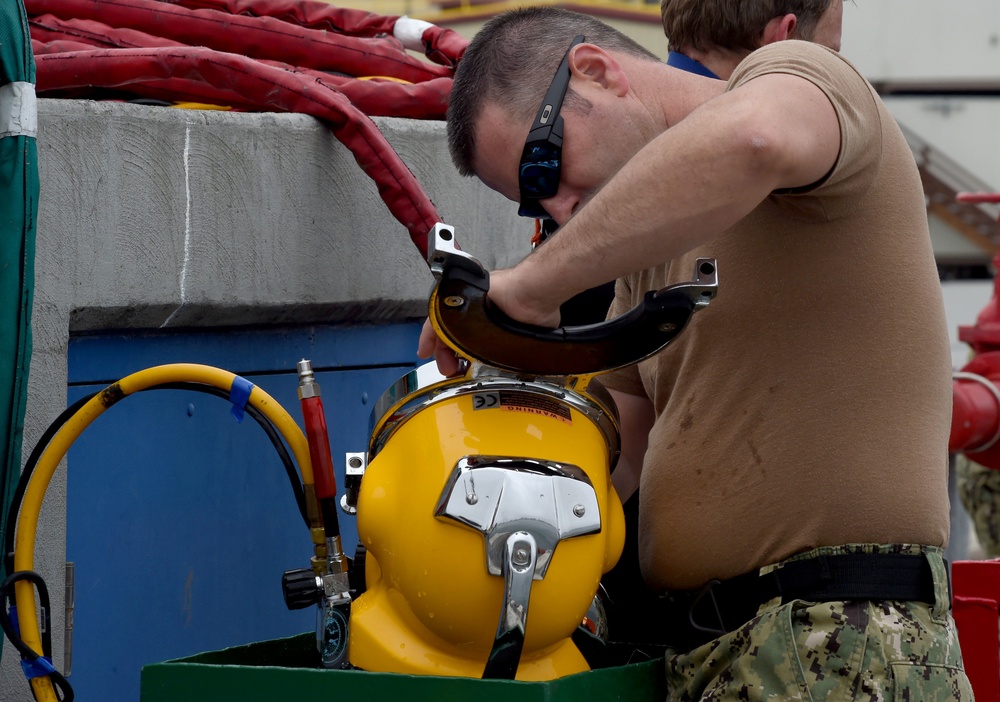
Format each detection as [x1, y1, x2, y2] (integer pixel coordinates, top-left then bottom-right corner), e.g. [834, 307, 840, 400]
[951, 192, 1000, 468]
[950, 192, 1000, 702]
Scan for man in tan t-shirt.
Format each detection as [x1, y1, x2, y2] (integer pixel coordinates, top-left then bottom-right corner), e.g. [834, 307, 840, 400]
[420, 6, 972, 700]
[597, 1, 849, 651]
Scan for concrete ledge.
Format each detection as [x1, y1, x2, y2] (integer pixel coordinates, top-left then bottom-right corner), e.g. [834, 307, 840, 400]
[35, 99, 523, 331]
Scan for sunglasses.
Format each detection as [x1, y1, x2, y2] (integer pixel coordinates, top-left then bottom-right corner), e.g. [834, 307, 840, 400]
[517, 35, 585, 220]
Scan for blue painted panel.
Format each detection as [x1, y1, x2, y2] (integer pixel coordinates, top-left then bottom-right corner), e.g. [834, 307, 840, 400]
[65, 324, 422, 701]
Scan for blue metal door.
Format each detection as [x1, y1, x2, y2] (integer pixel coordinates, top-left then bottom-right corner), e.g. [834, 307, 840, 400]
[65, 322, 422, 701]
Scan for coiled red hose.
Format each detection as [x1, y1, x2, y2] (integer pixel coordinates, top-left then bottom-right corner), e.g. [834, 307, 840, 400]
[27, 0, 469, 258]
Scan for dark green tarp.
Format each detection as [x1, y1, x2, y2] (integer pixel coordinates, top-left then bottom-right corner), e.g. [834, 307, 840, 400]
[0, 0, 39, 656]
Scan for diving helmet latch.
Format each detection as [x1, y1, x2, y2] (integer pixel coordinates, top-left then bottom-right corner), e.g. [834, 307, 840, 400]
[483, 531, 538, 679]
[427, 222, 483, 281]
[435, 456, 602, 678]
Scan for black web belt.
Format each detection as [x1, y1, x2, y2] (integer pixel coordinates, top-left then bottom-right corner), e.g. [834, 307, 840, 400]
[655, 553, 938, 652]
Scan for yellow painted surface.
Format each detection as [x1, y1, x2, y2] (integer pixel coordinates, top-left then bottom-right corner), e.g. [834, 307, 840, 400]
[350, 386, 625, 679]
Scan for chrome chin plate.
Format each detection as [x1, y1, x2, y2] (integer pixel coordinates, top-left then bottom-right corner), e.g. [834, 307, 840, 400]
[435, 455, 603, 680]
[434, 455, 602, 579]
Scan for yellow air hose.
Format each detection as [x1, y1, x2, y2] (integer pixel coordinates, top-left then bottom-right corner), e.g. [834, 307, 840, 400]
[11, 363, 314, 702]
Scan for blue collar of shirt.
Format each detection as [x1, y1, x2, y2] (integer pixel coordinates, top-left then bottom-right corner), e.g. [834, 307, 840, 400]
[666, 51, 720, 80]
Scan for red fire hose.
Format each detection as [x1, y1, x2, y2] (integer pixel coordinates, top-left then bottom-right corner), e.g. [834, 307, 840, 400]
[30, 17, 453, 120]
[161, 0, 468, 68]
[26, 0, 451, 81]
[26, 0, 469, 258]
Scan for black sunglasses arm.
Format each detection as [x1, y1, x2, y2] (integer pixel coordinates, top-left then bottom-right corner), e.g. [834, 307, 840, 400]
[426, 223, 718, 378]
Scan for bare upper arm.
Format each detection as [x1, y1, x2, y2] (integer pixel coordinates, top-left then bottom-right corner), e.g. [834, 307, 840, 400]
[717, 72, 842, 191]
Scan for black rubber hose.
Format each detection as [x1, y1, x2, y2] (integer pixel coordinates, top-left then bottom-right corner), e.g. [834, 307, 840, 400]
[0, 570, 74, 701]
[3, 392, 94, 576]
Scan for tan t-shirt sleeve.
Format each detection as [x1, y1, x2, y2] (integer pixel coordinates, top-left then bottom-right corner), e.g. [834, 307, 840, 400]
[599, 42, 882, 399]
[728, 40, 884, 220]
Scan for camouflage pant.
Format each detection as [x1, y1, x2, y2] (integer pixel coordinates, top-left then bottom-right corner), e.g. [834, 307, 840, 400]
[664, 545, 973, 701]
[956, 454, 1000, 557]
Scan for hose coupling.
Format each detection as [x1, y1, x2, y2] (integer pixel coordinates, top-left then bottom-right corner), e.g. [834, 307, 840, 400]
[297, 359, 320, 399]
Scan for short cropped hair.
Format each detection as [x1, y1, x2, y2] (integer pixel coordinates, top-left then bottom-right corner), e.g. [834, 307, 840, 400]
[660, 0, 833, 53]
[447, 7, 659, 177]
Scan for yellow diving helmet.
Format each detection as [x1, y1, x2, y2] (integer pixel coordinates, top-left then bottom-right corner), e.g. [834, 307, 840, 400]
[343, 224, 718, 681]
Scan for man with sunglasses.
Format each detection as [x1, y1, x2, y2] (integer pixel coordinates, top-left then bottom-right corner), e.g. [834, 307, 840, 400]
[532, 0, 845, 323]
[419, 6, 971, 700]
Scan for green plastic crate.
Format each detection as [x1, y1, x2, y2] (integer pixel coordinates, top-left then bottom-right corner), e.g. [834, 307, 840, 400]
[141, 633, 666, 702]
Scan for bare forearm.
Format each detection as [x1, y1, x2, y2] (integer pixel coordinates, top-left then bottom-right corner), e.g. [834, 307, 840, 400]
[520, 121, 777, 304]
[513, 74, 839, 309]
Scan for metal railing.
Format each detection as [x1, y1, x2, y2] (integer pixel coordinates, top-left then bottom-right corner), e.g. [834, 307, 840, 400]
[902, 124, 1000, 247]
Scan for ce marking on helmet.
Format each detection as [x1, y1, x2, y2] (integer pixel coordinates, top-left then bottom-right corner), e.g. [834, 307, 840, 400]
[473, 392, 500, 410]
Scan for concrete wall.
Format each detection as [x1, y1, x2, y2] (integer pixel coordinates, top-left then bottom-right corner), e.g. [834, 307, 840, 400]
[1, 99, 525, 701]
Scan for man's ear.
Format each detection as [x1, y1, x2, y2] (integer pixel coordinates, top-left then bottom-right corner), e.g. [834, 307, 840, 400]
[568, 44, 630, 96]
[761, 13, 798, 45]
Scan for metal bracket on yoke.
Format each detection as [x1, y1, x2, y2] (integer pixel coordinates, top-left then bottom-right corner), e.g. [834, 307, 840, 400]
[339, 452, 367, 515]
[426, 223, 718, 377]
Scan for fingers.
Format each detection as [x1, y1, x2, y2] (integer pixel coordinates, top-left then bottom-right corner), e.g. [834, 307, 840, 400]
[417, 318, 461, 377]
[487, 267, 562, 329]
[435, 345, 460, 377]
[417, 319, 437, 359]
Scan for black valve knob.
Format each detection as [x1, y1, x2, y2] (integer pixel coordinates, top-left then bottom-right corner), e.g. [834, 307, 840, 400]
[282, 568, 322, 610]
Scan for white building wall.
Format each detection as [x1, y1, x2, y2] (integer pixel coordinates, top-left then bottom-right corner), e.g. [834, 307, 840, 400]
[841, 0, 1000, 82]
[841, 2, 1000, 247]
[885, 96, 1000, 190]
